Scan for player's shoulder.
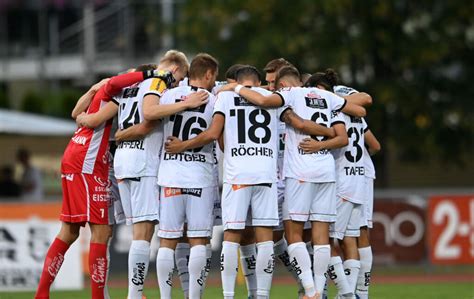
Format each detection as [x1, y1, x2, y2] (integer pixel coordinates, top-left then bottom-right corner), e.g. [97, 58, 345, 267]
[333, 85, 358, 96]
[251, 86, 271, 96]
[142, 77, 168, 95]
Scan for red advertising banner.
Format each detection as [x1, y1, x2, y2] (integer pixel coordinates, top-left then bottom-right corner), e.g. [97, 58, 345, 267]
[428, 195, 474, 265]
[371, 200, 426, 263]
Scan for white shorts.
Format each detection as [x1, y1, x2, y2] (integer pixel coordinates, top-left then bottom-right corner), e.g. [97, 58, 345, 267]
[108, 165, 125, 225]
[158, 187, 215, 239]
[213, 186, 222, 226]
[330, 198, 362, 240]
[273, 187, 285, 232]
[222, 183, 278, 230]
[360, 178, 374, 228]
[283, 179, 336, 223]
[118, 176, 159, 225]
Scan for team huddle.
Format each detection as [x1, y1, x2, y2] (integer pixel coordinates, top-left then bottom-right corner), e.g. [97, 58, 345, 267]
[34, 50, 380, 299]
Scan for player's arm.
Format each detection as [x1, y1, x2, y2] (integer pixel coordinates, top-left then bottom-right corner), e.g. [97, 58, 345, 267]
[165, 114, 225, 153]
[217, 133, 224, 151]
[298, 123, 348, 153]
[343, 92, 372, 107]
[143, 91, 209, 121]
[71, 78, 109, 119]
[364, 129, 381, 155]
[76, 102, 118, 128]
[281, 108, 336, 137]
[340, 101, 366, 117]
[115, 120, 158, 141]
[219, 83, 283, 108]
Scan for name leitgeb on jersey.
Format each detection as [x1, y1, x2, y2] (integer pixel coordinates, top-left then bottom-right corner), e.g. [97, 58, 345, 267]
[163, 152, 207, 162]
[231, 145, 274, 158]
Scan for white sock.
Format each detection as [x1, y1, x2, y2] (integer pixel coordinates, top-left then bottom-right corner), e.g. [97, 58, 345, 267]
[328, 256, 352, 296]
[356, 246, 372, 299]
[128, 240, 150, 299]
[221, 241, 239, 298]
[240, 244, 257, 298]
[188, 245, 207, 299]
[313, 245, 330, 296]
[344, 259, 361, 294]
[156, 247, 175, 299]
[288, 242, 316, 297]
[306, 241, 314, 275]
[256, 241, 275, 299]
[175, 242, 190, 297]
[200, 243, 213, 296]
[274, 238, 304, 295]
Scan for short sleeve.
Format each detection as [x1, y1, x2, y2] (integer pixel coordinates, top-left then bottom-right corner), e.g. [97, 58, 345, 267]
[275, 89, 292, 121]
[143, 78, 168, 98]
[362, 117, 369, 132]
[213, 92, 227, 117]
[329, 92, 346, 112]
[330, 110, 346, 126]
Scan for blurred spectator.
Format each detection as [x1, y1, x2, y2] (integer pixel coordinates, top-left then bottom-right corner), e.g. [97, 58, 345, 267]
[0, 165, 21, 197]
[17, 148, 44, 201]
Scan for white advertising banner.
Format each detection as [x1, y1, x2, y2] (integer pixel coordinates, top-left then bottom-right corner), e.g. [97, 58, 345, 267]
[0, 218, 83, 291]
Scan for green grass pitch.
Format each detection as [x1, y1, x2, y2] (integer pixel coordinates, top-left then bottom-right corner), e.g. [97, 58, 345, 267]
[2, 282, 473, 299]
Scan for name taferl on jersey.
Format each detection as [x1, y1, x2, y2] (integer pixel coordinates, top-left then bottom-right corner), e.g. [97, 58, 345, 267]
[117, 140, 145, 150]
[344, 166, 365, 176]
[230, 145, 274, 158]
[305, 95, 328, 109]
[233, 96, 256, 107]
[163, 152, 207, 162]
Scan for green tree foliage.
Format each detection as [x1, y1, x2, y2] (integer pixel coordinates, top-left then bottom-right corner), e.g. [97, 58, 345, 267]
[176, 0, 474, 184]
[21, 89, 82, 118]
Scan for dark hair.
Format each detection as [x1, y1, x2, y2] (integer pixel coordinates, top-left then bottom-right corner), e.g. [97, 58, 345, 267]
[135, 63, 157, 72]
[225, 64, 245, 81]
[304, 68, 340, 90]
[189, 53, 219, 80]
[275, 66, 300, 87]
[263, 58, 294, 73]
[236, 65, 261, 84]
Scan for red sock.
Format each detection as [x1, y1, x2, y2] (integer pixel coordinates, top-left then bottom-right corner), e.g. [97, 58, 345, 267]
[89, 243, 108, 299]
[35, 238, 69, 299]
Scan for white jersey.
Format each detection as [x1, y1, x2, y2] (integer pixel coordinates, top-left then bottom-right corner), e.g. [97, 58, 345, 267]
[277, 87, 346, 183]
[333, 85, 376, 179]
[114, 78, 165, 178]
[277, 121, 286, 190]
[331, 111, 366, 203]
[157, 85, 217, 188]
[214, 87, 278, 184]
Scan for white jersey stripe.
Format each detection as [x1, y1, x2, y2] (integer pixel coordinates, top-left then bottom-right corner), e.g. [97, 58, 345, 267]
[82, 100, 107, 174]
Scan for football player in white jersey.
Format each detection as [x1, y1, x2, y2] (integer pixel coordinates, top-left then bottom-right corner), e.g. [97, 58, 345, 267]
[152, 53, 219, 299]
[263, 58, 308, 298]
[113, 51, 209, 299]
[218, 66, 370, 299]
[305, 69, 377, 299]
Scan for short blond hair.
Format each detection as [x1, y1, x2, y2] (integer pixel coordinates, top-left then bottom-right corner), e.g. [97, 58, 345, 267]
[159, 50, 190, 74]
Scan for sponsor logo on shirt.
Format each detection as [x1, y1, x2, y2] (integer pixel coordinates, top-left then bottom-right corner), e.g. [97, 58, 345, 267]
[61, 174, 74, 181]
[305, 93, 328, 109]
[350, 115, 363, 123]
[71, 135, 87, 145]
[164, 187, 203, 198]
[123, 87, 139, 98]
[175, 98, 206, 113]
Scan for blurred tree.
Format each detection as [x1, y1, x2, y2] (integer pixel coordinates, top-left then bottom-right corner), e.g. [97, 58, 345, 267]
[0, 90, 8, 108]
[176, 0, 474, 186]
[21, 91, 44, 114]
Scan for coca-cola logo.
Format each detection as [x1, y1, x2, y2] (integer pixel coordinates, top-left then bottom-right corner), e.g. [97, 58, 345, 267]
[47, 254, 64, 277]
[91, 257, 106, 283]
